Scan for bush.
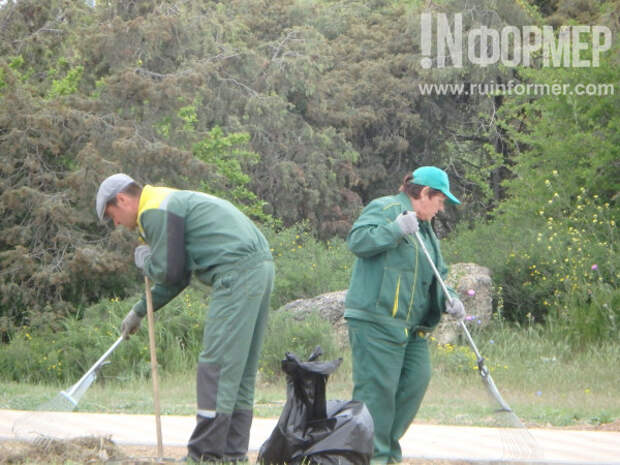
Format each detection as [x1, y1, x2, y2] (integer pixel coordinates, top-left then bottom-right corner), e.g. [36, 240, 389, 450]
[0, 289, 342, 385]
[263, 222, 353, 309]
[258, 309, 340, 382]
[0, 287, 207, 384]
[0, 222, 352, 385]
[444, 184, 618, 346]
[430, 337, 479, 376]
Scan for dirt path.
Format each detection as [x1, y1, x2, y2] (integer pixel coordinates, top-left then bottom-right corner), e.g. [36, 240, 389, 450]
[114, 446, 478, 465]
[1, 419, 618, 464]
[0, 441, 504, 465]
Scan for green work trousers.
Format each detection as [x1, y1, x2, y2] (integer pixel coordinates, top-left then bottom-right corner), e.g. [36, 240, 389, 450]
[347, 318, 431, 464]
[188, 254, 274, 461]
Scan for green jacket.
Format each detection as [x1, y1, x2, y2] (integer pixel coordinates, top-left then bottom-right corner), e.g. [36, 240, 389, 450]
[344, 191, 454, 333]
[131, 185, 271, 316]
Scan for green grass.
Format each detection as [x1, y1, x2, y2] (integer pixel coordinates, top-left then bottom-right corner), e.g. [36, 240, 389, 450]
[2, 326, 618, 429]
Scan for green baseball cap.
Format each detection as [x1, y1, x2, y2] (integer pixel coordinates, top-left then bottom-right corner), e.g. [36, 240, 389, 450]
[411, 166, 461, 205]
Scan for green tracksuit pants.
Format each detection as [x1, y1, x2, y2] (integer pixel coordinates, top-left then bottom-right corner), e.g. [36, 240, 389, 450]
[188, 253, 274, 461]
[347, 318, 431, 464]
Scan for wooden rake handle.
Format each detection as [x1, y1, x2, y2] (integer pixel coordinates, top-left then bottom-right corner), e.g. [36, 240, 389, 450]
[145, 275, 164, 459]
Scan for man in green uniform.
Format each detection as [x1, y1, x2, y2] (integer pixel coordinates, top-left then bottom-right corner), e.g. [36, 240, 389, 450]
[344, 166, 465, 464]
[96, 173, 274, 463]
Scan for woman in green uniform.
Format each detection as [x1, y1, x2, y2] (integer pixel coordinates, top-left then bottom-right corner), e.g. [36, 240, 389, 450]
[344, 166, 465, 464]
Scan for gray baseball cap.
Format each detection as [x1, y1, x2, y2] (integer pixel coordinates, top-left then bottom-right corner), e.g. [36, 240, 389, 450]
[95, 173, 136, 222]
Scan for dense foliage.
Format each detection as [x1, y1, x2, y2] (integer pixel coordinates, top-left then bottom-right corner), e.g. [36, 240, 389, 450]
[0, 231, 351, 383]
[0, 0, 618, 351]
[444, 45, 619, 343]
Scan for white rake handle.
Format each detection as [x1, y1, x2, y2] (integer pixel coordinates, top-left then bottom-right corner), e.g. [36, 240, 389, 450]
[65, 336, 124, 397]
[413, 230, 512, 412]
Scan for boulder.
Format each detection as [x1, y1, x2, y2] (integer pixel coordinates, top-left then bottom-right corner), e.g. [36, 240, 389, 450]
[278, 263, 493, 347]
[279, 290, 349, 349]
[437, 262, 493, 344]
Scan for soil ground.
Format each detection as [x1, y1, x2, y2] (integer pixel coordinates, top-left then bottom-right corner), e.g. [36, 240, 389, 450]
[0, 419, 618, 465]
[0, 441, 491, 465]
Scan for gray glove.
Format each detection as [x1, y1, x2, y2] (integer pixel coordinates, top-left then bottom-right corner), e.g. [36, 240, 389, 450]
[446, 298, 466, 320]
[134, 245, 151, 271]
[395, 211, 419, 235]
[121, 309, 143, 339]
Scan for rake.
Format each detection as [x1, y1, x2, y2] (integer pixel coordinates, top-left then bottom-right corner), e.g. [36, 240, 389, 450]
[413, 230, 511, 411]
[412, 228, 541, 461]
[51, 336, 124, 411]
[15, 335, 125, 415]
[12, 336, 124, 445]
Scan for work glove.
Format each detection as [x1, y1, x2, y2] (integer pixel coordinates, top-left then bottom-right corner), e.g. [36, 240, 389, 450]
[134, 245, 151, 271]
[121, 309, 143, 339]
[395, 211, 419, 235]
[446, 298, 466, 320]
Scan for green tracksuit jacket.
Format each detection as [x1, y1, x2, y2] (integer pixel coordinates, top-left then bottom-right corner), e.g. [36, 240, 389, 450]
[344, 191, 454, 333]
[130, 185, 271, 317]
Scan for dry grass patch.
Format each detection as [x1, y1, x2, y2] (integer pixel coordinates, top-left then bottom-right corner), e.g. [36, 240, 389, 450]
[0, 437, 123, 464]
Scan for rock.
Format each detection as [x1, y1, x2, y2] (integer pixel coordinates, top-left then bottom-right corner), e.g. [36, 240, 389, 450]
[279, 290, 349, 348]
[437, 262, 493, 344]
[278, 263, 493, 347]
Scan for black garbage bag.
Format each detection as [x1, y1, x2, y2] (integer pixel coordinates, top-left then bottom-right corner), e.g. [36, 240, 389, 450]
[258, 346, 374, 465]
